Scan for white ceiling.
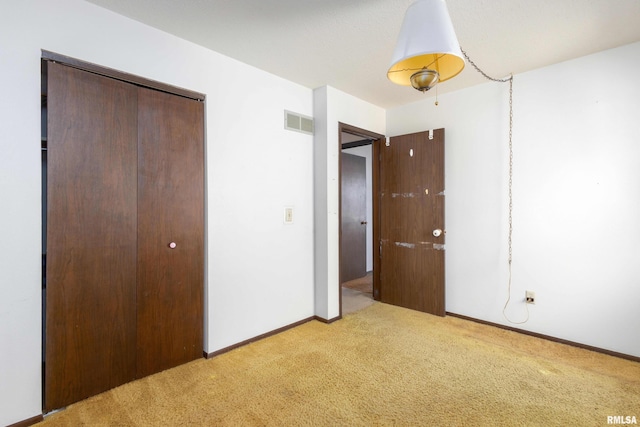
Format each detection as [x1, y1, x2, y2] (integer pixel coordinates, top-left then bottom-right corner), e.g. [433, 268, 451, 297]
[85, 0, 640, 109]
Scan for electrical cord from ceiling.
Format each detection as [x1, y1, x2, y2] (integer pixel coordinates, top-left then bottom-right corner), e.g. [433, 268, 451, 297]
[459, 48, 528, 324]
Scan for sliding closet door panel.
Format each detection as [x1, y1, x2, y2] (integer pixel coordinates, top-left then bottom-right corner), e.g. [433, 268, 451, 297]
[45, 63, 138, 411]
[136, 88, 204, 377]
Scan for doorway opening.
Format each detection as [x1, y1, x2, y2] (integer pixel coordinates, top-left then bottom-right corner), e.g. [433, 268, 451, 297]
[338, 123, 384, 317]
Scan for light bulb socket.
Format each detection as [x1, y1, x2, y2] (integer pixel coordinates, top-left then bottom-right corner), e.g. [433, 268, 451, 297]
[410, 69, 439, 92]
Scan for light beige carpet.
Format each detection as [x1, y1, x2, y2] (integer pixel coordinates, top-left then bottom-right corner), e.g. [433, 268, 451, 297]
[39, 302, 640, 426]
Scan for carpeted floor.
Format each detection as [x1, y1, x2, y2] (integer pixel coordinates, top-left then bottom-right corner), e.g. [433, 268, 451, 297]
[342, 272, 372, 294]
[39, 302, 640, 426]
[342, 272, 374, 315]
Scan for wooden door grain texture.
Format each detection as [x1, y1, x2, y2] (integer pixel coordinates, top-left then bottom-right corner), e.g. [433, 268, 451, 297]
[379, 130, 445, 316]
[136, 88, 204, 378]
[341, 152, 367, 283]
[45, 63, 138, 411]
[45, 61, 205, 411]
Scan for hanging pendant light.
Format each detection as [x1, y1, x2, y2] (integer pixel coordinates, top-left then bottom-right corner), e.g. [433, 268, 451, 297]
[388, 0, 465, 92]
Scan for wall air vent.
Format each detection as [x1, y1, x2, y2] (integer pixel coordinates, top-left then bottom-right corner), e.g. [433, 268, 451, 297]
[284, 110, 314, 135]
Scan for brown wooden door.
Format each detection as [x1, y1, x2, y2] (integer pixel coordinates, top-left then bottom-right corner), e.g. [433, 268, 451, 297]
[45, 62, 138, 411]
[378, 129, 445, 316]
[45, 62, 204, 411]
[136, 87, 204, 377]
[340, 152, 367, 283]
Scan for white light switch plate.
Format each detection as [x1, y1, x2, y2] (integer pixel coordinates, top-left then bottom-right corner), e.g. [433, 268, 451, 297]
[284, 207, 294, 224]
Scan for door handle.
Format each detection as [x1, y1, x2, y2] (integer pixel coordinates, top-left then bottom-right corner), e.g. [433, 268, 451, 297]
[168, 242, 177, 249]
[432, 229, 443, 237]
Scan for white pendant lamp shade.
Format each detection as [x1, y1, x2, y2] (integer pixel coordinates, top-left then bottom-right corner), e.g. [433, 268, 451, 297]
[388, 0, 464, 91]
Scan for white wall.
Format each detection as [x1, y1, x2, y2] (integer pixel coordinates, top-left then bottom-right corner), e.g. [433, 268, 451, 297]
[387, 41, 640, 358]
[314, 86, 385, 320]
[342, 145, 374, 272]
[0, 1, 314, 424]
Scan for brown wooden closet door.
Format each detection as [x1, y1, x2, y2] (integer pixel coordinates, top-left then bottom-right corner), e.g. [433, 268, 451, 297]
[136, 88, 204, 377]
[45, 63, 138, 411]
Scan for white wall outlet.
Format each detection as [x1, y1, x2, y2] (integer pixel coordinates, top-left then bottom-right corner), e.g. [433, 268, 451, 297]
[525, 290, 536, 304]
[284, 207, 294, 224]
